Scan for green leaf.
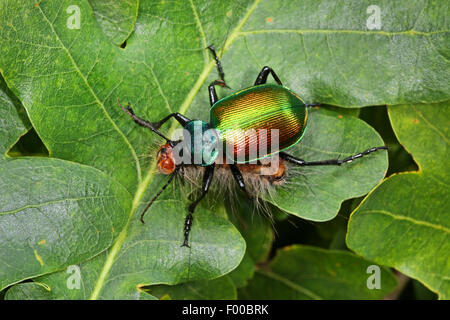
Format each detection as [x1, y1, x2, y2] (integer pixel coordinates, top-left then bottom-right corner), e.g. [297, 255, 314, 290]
[208, 0, 450, 107]
[4, 281, 158, 300]
[147, 276, 237, 300]
[0, 76, 30, 154]
[264, 108, 387, 221]
[3, 194, 245, 299]
[226, 195, 274, 264]
[88, 0, 139, 46]
[359, 106, 418, 176]
[5, 282, 53, 300]
[238, 245, 397, 299]
[0, 0, 443, 299]
[0, 75, 132, 291]
[227, 254, 255, 289]
[0, 157, 132, 291]
[347, 102, 449, 299]
[224, 197, 274, 288]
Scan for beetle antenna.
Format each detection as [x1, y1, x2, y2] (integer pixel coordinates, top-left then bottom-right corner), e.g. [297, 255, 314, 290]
[206, 45, 231, 89]
[118, 99, 175, 146]
[140, 167, 180, 223]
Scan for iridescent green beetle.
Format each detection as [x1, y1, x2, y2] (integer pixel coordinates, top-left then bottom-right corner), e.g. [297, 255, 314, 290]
[119, 45, 387, 247]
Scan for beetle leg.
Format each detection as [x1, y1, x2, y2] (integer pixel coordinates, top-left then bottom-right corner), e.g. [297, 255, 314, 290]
[208, 82, 219, 106]
[140, 167, 179, 223]
[207, 45, 230, 88]
[149, 112, 191, 129]
[206, 44, 231, 105]
[254, 66, 283, 86]
[119, 98, 190, 130]
[208, 77, 233, 105]
[279, 146, 388, 166]
[230, 163, 253, 200]
[182, 164, 215, 248]
[119, 99, 175, 144]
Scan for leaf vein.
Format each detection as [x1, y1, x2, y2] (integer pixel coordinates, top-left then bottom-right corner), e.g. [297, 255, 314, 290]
[360, 209, 450, 233]
[412, 106, 449, 144]
[0, 196, 116, 216]
[188, 0, 208, 65]
[257, 269, 323, 300]
[142, 62, 172, 113]
[89, 0, 263, 299]
[36, 5, 142, 182]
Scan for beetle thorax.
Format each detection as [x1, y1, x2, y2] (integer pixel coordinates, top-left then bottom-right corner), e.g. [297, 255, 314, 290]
[183, 120, 220, 167]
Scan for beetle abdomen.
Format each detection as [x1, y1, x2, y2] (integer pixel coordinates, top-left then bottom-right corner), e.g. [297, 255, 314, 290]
[210, 84, 307, 163]
[182, 158, 288, 197]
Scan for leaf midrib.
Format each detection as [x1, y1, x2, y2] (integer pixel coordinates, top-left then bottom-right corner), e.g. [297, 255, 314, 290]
[89, 0, 263, 300]
[257, 269, 323, 300]
[359, 209, 450, 233]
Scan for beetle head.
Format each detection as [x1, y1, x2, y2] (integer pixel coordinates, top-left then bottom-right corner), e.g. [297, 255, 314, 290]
[157, 142, 176, 174]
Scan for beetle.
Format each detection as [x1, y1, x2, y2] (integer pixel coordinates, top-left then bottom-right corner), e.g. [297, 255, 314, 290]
[119, 45, 387, 248]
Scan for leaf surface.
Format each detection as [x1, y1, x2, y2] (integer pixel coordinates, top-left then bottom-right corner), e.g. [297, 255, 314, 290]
[0, 76, 131, 291]
[347, 102, 450, 299]
[238, 245, 397, 299]
[89, 0, 139, 46]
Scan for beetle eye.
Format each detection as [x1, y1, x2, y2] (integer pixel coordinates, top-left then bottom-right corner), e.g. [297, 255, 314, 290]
[161, 147, 166, 153]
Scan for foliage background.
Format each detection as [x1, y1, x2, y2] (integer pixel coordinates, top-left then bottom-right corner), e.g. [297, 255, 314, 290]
[0, 0, 448, 300]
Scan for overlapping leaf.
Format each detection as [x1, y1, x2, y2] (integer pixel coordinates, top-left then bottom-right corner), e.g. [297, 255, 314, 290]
[347, 102, 449, 299]
[0, 78, 31, 153]
[238, 245, 397, 299]
[264, 108, 387, 221]
[0, 75, 131, 291]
